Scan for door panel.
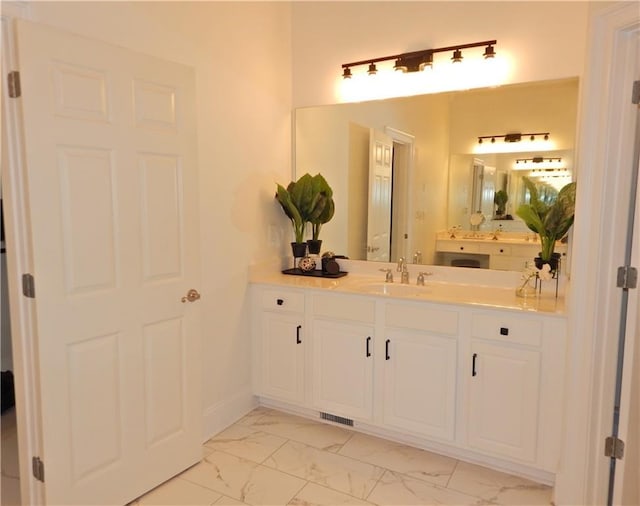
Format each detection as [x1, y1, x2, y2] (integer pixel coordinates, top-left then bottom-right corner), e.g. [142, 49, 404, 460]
[312, 319, 374, 421]
[367, 129, 393, 261]
[15, 19, 201, 505]
[59, 146, 117, 292]
[383, 330, 456, 441]
[261, 312, 305, 403]
[143, 317, 186, 447]
[468, 341, 540, 462]
[68, 333, 122, 482]
[139, 154, 183, 280]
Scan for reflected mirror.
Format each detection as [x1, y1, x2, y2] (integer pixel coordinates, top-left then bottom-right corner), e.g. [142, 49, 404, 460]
[294, 78, 578, 270]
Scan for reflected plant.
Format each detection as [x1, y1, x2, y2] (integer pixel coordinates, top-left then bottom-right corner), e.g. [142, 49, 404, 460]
[516, 177, 576, 262]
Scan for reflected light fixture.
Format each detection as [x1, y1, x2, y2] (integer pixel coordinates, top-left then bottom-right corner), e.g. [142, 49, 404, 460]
[515, 157, 562, 164]
[341, 39, 496, 78]
[477, 131, 550, 144]
[513, 157, 565, 170]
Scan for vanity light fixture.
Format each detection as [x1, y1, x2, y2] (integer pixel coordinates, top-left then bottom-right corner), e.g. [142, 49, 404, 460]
[483, 44, 496, 59]
[341, 39, 497, 78]
[477, 131, 550, 144]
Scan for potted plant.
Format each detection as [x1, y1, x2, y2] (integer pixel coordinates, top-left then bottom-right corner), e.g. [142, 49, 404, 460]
[275, 182, 307, 258]
[276, 173, 335, 256]
[494, 190, 508, 217]
[307, 174, 334, 254]
[515, 176, 576, 272]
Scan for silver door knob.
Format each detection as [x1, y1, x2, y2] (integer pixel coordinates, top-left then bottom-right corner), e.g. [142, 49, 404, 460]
[181, 289, 201, 303]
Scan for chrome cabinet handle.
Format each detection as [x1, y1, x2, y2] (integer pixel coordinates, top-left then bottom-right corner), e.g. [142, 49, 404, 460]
[181, 289, 201, 303]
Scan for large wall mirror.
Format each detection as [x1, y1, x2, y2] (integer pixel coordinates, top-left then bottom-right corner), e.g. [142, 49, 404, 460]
[295, 78, 579, 270]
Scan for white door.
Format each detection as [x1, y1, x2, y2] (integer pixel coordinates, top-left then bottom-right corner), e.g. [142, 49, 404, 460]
[15, 20, 202, 505]
[366, 129, 393, 261]
[468, 341, 540, 462]
[383, 330, 457, 441]
[312, 319, 374, 421]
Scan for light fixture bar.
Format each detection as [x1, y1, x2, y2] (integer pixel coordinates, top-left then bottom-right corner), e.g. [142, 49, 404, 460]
[515, 157, 562, 164]
[477, 131, 550, 144]
[341, 39, 497, 75]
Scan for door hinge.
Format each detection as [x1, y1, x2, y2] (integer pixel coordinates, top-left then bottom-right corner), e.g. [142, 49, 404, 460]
[7, 71, 21, 98]
[32, 456, 45, 482]
[616, 266, 637, 289]
[22, 273, 35, 298]
[632, 80, 640, 105]
[605, 436, 625, 459]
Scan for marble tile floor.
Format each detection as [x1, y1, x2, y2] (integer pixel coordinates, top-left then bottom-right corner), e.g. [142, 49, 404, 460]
[131, 406, 553, 506]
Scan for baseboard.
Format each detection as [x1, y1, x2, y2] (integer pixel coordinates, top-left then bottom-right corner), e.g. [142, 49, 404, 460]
[202, 387, 257, 442]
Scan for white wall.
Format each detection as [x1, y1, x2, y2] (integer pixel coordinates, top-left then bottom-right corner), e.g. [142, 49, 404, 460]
[24, 1, 293, 435]
[292, 1, 589, 108]
[448, 79, 579, 154]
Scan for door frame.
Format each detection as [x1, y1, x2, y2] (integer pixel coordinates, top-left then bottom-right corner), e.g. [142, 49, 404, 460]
[1, 7, 45, 505]
[384, 127, 415, 261]
[556, 2, 640, 505]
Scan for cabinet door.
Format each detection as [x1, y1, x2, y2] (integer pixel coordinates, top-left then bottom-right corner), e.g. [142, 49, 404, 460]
[312, 319, 374, 421]
[468, 341, 541, 462]
[260, 312, 305, 404]
[383, 330, 457, 441]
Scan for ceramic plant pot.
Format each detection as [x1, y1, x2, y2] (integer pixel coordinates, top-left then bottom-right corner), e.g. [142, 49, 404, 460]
[307, 239, 322, 255]
[291, 242, 307, 258]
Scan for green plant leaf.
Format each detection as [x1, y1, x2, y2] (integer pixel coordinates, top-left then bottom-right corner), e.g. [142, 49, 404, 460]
[276, 183, 305, 243]
[516, 203, 544, 234]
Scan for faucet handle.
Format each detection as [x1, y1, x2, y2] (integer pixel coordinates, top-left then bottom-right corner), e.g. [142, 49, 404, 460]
[416, 271, 433, 286]
[379, 268, 394, 283]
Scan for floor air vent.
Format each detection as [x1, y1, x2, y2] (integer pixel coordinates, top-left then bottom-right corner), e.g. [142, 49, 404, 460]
[320, 411, 354, 426]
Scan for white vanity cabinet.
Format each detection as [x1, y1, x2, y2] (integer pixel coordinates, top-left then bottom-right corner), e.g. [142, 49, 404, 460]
[253, 288, 306, 404]
[251, 280, 567, 479]
[311, 294, 376, 421]
[435, 238, 567, 271]
[381, 302, 458, 441]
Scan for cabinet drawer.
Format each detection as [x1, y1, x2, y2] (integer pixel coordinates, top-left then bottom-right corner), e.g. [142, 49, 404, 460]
[437, 240, 480, 254]
[313, 294, 375, 323]
[261, 289, 305, 313]
[386, 303, 458, 336]
[485, 244, 512, 256]
[471, 313, 542, 347]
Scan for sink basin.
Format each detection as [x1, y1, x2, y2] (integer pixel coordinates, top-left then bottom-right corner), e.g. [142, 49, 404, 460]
[356, 282, 431, 297]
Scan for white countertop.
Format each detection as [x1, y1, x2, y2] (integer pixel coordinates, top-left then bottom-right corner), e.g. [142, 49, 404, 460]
[250, 261, 566, 316]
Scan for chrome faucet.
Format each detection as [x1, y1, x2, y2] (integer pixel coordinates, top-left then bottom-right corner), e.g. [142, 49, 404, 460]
[417, 271, 433, 286]
[379, 268, 393, 283]
[413, 251, 422, 264]
[401, 265, 409, 284]
[397, 257, 406, 272]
